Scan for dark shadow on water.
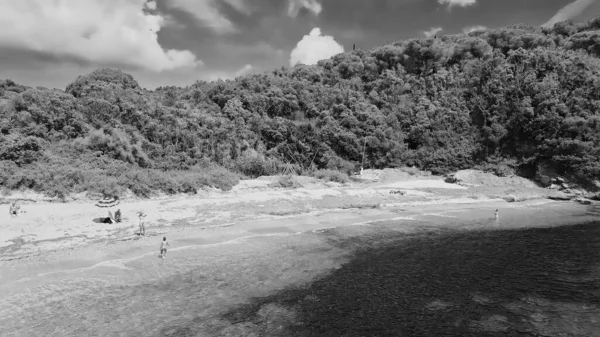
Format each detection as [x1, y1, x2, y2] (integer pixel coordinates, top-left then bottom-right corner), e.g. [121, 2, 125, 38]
[221, 222, 600, 337]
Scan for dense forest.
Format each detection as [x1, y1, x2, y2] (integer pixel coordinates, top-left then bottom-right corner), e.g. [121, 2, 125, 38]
[1, 18, 600, 199]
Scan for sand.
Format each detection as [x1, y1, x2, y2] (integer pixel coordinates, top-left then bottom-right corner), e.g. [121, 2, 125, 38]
[0, 169, 599, 336]
[0, 171, 477, 261]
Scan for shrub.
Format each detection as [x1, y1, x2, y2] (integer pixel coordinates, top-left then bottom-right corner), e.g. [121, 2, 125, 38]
[82, 175, 125, 197]
[0, 135, 44, 166]
[0, 160, 18, 185]
[269, 175, 303, 188]
[312, 169, 350, 183]
[234, 150, 274, 177]
[324, 156, 356, 175]
[398, 166, 420, 176]
[475, 158, 518, 177]
[189, 164, 240, 191]
[79, 128, 148, 166]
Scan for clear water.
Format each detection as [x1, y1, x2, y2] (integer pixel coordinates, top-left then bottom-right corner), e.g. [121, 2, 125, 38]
[0, 202, 599, 336]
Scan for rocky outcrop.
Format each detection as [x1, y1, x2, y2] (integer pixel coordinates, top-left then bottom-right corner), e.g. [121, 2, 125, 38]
[534, 164, 597, 204]
[535, 162, 558, 187]
[544, 177, 596, 203]
[574, 197, 592, 205]
[444, 175, 458, 184]
[586, 193, 600, 201]
[536, 173, 552, 187]
[503, 195, 527, 202]
[547, 193, 574, 201]
[447, 170, 536, 188]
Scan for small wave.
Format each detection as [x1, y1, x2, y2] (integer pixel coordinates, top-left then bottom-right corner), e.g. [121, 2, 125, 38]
[420, 213, 457, 218]
[168, 232, 293, 253]
[9, 232, 299, 283]
[94, 260, 133, 270]
[310, 216, 416, 233]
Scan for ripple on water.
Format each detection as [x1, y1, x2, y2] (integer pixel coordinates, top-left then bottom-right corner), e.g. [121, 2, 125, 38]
[1, 208, 599, 336]
[216, 222, 600, 337]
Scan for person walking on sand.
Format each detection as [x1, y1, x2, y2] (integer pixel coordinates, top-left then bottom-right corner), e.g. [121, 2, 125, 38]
[160, 237, 169, 258]
[137, 211, 146, 236]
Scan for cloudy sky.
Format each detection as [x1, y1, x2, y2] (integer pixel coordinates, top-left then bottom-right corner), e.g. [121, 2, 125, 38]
[0, 0, 598, 90]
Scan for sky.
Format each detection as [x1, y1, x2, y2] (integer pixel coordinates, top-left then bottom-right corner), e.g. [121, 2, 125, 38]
[0, 0, 599, 90]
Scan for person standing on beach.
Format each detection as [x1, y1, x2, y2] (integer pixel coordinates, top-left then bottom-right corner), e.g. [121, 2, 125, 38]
[495, 209, 499, 220]
[138, 211, 146, 236]
[9, 202, 18, 217]
[160, 237, 169, 258]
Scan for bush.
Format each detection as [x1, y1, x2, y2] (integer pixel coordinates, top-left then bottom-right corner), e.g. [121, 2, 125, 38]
[324, 156, 356, 175]
[0, 160, 18, 185]
[397, 166, 420, 176]
[269, 175, 303, 188]
[189, 164, 240, 191]
[234, 150, 282, 177]
[0, 155, 240, 199]
[82, 175, 125, 197]
[312, 169, 350, 183]
[79, 128, 149, 167]
[475, 158, 518, 177]
[0, 135, 44, 166]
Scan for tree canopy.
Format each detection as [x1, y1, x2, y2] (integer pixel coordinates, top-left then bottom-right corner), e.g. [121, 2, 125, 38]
[2, 17, 600, 198]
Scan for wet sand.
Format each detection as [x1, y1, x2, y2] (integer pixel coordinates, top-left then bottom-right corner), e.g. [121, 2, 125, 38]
[1, 200, 599, 336]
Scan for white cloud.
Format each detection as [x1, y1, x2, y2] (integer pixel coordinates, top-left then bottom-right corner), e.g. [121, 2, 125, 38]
[463, 25, 487, 33]
[233, 64, 254, 77]
[0, 0, 199, 72]
[165, 0, 252, 34]
[542, 0, 595, 28]
[203, 64, 255, 82]
[288, 0, 322, 17]
[166, 0, 236, 33]
[424, 27, 443, 38]
[290, 28, 344, 66]
[145, 1, 157, 10]
[223, 0, 250, 13]
[438, 0, 477, 8]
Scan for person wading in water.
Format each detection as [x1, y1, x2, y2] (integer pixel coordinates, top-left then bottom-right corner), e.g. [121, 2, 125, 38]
[160, 237, 169, 258]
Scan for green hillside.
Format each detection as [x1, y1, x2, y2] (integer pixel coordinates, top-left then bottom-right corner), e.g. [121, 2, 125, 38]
[1, 18, 600, 199]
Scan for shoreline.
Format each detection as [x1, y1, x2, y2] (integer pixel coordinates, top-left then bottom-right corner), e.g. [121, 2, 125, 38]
[1, 195, 596, 291]
[1, 170, 597, 288]
[0, 181, 598, 336]
[0, 171, 594, 273]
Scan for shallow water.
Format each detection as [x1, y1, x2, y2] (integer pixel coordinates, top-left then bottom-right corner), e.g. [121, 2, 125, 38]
[228, 222, 600, 336]
[0, 202, 599, 336]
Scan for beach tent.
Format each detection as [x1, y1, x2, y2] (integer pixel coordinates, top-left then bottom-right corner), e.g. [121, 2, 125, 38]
[95, 196, 120, 224]
[95, 196, 120, 208]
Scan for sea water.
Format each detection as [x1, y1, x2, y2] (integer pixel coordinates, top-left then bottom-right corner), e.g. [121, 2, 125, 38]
[0, 202, 598, 336]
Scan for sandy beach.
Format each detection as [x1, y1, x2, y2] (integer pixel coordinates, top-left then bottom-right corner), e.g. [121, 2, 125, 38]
[1, 169, 599, 336]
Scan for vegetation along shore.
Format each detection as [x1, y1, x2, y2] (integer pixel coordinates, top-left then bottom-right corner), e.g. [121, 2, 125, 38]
[1, 18, 600, 200]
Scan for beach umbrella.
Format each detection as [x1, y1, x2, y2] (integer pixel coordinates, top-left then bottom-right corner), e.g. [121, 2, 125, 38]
[95, 196, 120, 208]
